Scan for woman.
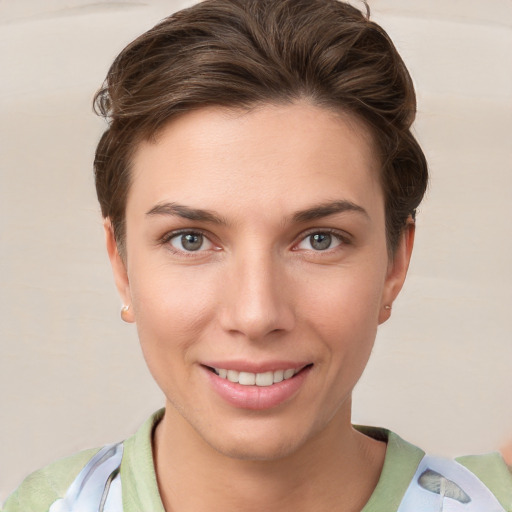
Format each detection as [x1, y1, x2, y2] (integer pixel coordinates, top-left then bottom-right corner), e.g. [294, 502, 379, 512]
[3, 0, 511, 511]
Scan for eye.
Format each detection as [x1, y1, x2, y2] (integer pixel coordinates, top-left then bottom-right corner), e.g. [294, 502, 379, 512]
[169, 231, 214, 252]
[296, 231, 343, 251]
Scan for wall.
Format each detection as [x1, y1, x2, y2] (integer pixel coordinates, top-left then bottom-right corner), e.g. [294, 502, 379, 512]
[1, 0, 511, 502]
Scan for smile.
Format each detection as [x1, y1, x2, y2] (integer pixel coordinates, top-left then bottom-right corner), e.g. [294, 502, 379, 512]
[211, 367, 302, 386]
[204, 363, 313, 409]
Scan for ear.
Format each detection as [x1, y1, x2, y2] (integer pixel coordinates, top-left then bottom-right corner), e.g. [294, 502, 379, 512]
[104, 219, 135, 323]
[378, 219, 415, 324]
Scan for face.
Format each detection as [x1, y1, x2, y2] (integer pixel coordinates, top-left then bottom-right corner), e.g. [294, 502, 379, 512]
[107, 102, 412, 460]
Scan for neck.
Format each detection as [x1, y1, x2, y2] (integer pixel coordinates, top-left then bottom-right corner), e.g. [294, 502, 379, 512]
[153, 402, 386, 512]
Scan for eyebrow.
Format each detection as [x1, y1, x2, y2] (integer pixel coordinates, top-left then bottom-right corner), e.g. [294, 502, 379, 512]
[291, 200, 369, 223]
[146, 202, 227, 225]
[146, 199, 368, 225]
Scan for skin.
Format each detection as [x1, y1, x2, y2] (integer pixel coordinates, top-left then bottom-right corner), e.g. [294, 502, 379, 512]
[501, 440, 512, 467]
[106, 101, 414, 512]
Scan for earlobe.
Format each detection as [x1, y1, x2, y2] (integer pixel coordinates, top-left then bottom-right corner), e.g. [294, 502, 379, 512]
[378, 220, 415, 325]
[104, 219, 135, 323]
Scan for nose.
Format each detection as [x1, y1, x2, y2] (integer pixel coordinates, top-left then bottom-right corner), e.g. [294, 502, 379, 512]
[219, 250, 295, 341]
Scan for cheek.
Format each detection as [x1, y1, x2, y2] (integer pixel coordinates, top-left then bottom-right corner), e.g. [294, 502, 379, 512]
[297, 262, 386, 393]
[128, 263, 219, 358]
[300, 263, 386, 334]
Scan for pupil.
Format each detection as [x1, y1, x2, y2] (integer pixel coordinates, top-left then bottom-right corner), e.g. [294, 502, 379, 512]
[311, 233, 331, 250]
[182, 233, 202, 251]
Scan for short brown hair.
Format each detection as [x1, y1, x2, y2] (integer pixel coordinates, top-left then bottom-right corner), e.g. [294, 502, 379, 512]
[94, 0, 428, 255]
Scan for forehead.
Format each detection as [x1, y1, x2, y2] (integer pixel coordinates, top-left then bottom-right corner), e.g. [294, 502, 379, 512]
[127, 102, 383, 219]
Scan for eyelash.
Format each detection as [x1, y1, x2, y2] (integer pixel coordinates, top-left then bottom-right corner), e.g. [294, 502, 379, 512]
[159, 229, 217, 257]
[159, 228, 351, 255]
[292, 228, 351, 252]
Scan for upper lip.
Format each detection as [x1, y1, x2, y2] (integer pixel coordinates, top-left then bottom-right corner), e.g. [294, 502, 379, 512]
[201, 360, 312, 373]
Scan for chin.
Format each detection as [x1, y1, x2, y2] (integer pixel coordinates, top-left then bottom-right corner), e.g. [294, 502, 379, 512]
[194, 414, 318, 462]
[208, 432, 304, 462]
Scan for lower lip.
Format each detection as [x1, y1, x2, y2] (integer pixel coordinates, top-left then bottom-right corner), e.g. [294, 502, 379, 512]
[204, 366, 311, 410]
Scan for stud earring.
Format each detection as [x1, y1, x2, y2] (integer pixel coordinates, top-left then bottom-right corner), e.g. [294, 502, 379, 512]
[121, 304, 131, 322]
[384, 305, 392, 310]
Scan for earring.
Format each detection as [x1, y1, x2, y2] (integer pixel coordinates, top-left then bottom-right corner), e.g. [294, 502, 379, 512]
[384, 305, 392, 311]
[121, 304, 131, 322]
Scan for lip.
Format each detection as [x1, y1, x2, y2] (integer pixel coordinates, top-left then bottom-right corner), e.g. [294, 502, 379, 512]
[202, 362, 312, 410]
[201, 360, 311, 373]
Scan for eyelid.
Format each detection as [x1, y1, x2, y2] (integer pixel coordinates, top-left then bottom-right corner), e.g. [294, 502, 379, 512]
[292, 227, 352, 251]
[160, 228, 220, 254]
[158, 227, 351, 254]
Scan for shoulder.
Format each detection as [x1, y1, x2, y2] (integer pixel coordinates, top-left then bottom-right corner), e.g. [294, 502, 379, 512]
[396, 451, 512, 512]
[2, 447, 100, 512]
[456, 452, 512, 507]
[357, 426, 512, 512]
[2, 410, 164, 512]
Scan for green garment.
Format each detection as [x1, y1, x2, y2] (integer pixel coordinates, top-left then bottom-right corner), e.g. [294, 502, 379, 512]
[4, 410, 512, 512]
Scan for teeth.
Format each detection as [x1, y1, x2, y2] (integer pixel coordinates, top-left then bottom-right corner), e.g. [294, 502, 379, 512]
[283, 369, 295, 380]
[273, 369, 284, 383]
[255, 371, 273, 386]
[239, 371, 256, 385]
[227, 370, 239, 383]
[213, 367, 302, 386]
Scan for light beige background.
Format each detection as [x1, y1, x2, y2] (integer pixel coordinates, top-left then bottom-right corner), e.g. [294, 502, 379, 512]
[1, 0, 511, 502]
